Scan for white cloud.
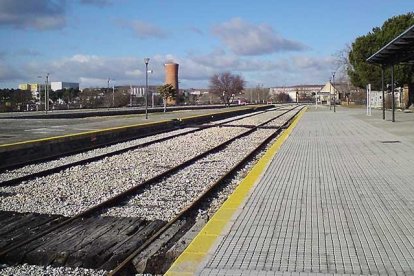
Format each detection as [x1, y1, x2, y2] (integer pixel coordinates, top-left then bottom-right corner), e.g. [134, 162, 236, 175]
[115, 19, 167, 39]
[5, 51, 336, 89]
[0, 0, 66, 30]
[212, 18, 307, 56]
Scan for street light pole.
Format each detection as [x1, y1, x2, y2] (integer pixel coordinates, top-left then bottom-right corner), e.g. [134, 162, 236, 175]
[147, 70, 154, 107]
[329, 78, 332, 110]
[42, 73, 50, 114]
[112, 82, 115, 108]
[107, 77, 110, 108]
[144, 58, 150, 119]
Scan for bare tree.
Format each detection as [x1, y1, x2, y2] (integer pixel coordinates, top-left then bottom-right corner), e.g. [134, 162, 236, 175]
[272, 92, 291, 103]
[332, 44, 353, 100]
[334, 44, 352, 76]
[209, 72, 245, 107]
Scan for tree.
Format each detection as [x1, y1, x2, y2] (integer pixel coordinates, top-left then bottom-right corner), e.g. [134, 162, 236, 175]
[79, 88, 105, 108]
[0, 89, 33, 112]
[50, 88, 80, 108]
[243, 86, 269, 103]
[157, 84, 176, 112]
[272, 92, 291, 103]
[209, 72, 245, 107]
[348, 13, 414, 90]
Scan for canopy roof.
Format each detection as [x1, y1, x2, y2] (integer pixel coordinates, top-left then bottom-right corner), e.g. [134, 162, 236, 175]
[366, 24, 414, 65]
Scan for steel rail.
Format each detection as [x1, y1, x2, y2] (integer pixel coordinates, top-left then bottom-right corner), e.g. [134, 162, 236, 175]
[0, 107, 281, 186]
[108, 106, 304, 275]
[0, 106, 278, 173]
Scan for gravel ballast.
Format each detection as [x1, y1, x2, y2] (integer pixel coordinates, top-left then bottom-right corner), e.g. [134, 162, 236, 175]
[0, 264, 107, 276]
[0, 107, 298, 217]
[103, 109, 298, 221]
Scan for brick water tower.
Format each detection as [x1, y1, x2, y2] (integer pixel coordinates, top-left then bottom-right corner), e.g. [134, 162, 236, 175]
[165, 62, 179, 105]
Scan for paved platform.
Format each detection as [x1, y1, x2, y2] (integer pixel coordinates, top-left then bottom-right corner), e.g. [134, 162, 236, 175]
[168, 106, 414, 275]
[0, 106, 252, 145]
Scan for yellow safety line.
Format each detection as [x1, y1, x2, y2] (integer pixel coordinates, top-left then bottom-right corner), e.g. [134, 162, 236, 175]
[165, 107, 307, 275]
[0, 106, 259, 149]
[0, 119, 172, 148]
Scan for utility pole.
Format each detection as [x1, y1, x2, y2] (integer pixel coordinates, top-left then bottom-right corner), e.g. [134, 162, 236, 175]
[107, 77, 110, 108]
[112, 83, 115, 108]
[45, 73, 49, 113]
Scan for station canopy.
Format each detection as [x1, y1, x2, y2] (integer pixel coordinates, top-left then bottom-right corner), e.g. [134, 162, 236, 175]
[366, 24, 414, 65]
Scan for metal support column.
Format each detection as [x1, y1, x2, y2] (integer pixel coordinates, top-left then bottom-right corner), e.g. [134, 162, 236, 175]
[45, 73, 49, 114]
[333, 72, 336, 113]
[391, 64, 395, 122]
[381, 66, 385, 120]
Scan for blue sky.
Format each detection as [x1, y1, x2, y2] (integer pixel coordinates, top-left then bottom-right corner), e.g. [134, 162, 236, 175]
[0, 0, 413, 89]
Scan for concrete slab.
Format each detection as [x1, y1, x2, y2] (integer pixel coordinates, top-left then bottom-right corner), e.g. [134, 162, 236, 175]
[0, 106, 253, 145]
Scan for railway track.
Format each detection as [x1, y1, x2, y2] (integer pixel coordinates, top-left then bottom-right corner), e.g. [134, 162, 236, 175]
[0, 105, 303, 275]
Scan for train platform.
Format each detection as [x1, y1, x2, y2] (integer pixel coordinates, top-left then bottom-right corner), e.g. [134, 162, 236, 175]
[167, 105, 414, 275]
[0, 106, 256, 146]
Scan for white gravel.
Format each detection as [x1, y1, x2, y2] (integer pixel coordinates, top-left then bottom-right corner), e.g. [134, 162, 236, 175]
[102, 108, 300, 221]
[0, 263, 106, 276]
[0, 127, 197, 183]
[0, 109, 268, 183]
[0, 106, 298, 217]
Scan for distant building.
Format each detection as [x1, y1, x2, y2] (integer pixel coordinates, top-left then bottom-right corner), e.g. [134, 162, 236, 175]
[50, 82, 79, 91]
[18, 83, 31, 91]
[270, 84, 323, 102]
[318, 82, 339, 104]
[318, 81, 366, 105]
[120, 85, 158, 97]
[19, 81, 78, 99]
[18, 83, 50, 100]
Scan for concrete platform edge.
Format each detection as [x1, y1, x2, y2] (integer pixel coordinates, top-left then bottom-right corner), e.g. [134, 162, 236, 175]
[0, 106, 270, 170]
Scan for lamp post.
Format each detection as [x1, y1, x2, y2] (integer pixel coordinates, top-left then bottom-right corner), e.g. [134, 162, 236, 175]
[332, 71, 336, 112]
[38, 73, 49, 113]
[144, 58, 150, 119]
[107, 77, 111, 108]
[329, 78, 332, 110]
[112, 81, 115, 108]
[146, 70, 154, 107]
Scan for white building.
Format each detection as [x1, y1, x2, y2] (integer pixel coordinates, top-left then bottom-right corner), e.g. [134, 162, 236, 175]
[50, 82, 79, 91]
[318, 82, 339, 105]
[270, 84, 323, 102]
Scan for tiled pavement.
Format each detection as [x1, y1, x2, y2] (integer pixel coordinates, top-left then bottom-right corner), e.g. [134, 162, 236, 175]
[198, 109, 414, 275]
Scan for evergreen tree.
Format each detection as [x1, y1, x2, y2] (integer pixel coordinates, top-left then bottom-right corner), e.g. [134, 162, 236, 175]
[348, 13, 414, 89]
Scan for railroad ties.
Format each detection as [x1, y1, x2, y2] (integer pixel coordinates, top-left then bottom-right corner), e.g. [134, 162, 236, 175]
[0, 211, 165, 270]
